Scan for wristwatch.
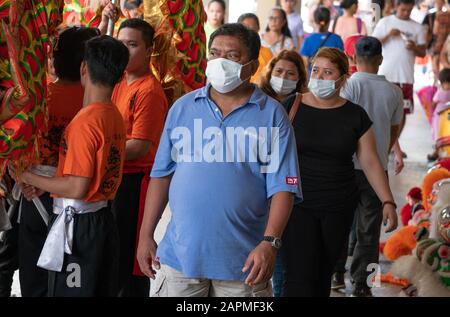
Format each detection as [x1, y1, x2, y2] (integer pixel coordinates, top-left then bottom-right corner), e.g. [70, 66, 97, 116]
[263, 236, 282, 249]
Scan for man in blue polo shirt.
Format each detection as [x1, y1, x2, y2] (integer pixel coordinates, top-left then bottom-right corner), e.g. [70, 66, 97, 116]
[137, 23, 302, 297]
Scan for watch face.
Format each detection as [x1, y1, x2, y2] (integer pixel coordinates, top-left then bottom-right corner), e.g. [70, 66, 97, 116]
[273, 238, 282, 249]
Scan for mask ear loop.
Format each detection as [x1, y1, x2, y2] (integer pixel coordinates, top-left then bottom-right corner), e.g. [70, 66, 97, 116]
[240, 60, 254, 82]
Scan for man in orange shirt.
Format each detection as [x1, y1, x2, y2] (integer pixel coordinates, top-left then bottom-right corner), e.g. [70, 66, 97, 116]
[20, 35, 129, 297]
[18, 26, 99, 297]
[111, 18, 168, 297]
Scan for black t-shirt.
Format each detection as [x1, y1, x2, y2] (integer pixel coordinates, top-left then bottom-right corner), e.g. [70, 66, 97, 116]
[282, 94, 372, 212]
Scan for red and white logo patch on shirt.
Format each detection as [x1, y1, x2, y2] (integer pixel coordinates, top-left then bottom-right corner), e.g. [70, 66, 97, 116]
[286, 177, 298, 185]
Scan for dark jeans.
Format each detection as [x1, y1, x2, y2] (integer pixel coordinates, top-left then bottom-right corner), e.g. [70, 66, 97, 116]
[18, 194, 52, 297]
[282, 203, 355, 297]
[272, 252, 284, 297]
[110, 173, 150, 297]
[350, 170, 383, 288]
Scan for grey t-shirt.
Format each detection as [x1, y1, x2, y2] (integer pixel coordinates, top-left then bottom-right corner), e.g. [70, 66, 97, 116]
[341, 72, 404, 170]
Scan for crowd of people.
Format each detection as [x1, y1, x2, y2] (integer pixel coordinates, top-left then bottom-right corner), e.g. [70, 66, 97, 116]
[0, 0, 449, 298]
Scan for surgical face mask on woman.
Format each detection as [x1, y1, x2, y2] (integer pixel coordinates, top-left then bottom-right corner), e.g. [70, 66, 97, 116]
[270, 76, 298, 96]
[205, 58, 251, 94]
[308, 76, 343, 99]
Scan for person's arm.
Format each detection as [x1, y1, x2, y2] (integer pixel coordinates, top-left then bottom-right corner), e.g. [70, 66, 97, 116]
[296, 35, 304, 52]
[20, 172, 91, 199]
[136, 175, 172, 279]
[302, 56, 309, 69]
[405, 41, 426, 57]
[242, 192, 294, 285]
[356, 128, 398, 232]
[389, 124, 400, 151]
[439, 37, 450, 68]
[361, 20, 368, 36]
[125, 139, 151, 161]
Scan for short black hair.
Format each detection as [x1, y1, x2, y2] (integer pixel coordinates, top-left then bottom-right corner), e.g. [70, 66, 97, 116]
[439, 68, 450, 83]
[118, 18, 155, 48]
[237, 13, 260, 29]
[53, 27, 100, 81]
[355, 36, 382, 62]
[209, 23, 261, 61]
[340, 0, 358, 9]
[396, 0, 415, 6]
[84, 35, 129, 88]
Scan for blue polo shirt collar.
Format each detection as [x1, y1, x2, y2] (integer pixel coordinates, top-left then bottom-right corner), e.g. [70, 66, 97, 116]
[194, 83, 268, 110]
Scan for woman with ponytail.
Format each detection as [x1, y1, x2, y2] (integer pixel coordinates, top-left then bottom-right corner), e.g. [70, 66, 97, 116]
[299, 7, 344, 73]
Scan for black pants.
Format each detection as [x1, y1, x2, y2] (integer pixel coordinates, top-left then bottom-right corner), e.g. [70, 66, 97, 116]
[18, 194, 52, 297]
[350, 170, 383, 288]
[48, 206, 119, 297]
[0, 202, 19, 297]
[282, 204, 355, 297]
[334, 217, 357, 274]
[110, 173, 150, 297]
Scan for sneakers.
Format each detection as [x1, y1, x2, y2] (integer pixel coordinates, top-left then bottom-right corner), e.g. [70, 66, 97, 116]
[331, 272, 345, 290]
[350, 286, 373, 297]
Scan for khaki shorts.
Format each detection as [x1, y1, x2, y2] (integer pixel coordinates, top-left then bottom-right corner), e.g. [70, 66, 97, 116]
[151, 264, 273, 297]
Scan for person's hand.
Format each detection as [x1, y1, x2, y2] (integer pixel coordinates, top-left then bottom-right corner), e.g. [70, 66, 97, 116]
[389, 29, 401, 38]
[405, 40, 416, 50]
[137, 237, 160, 279]
[20, 183, 45, 201]
[394, 151, 404, 175]
[242, 241, 277, 286]
[383, 204, 398, 233]
[101, 2, 119, 25]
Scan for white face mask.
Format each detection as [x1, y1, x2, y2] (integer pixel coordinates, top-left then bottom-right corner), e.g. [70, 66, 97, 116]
[308, 77, 342, 99]
[205, 58, 250, 93]
[270, 76, 298, 96]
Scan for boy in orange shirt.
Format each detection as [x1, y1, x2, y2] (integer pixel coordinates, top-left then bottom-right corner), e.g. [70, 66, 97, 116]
[20, 35, 129, 297]
[18, 26, 99, 297]
[111, 18, 168, 297]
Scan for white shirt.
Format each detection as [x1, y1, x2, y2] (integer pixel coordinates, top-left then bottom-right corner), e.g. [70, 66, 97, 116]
[372, 15, 426, 84]
[287, 12, 304, 48]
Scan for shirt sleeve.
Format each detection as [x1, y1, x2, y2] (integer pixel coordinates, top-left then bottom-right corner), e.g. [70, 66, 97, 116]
[371, 18, 386, 40]
[300, 37, 311, 56]
[131, 89, 168, 142]
[340, 80, 356, 102]
[150, 108, 177, 178]
[265, 108, 303, 203]
[62, 122, 98, 178]
[357, 106, 373, 139]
